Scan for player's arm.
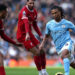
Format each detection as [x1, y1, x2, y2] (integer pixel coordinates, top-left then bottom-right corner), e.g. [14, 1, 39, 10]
[39, 23, 50, 50]
[0, 30, 22, 46]
[21, 11, 30, 40]
[39, 34, 49, 50]
[22, 18, 30, 41]
[68, 22, 75, 32]
[33, 20, 42, 37]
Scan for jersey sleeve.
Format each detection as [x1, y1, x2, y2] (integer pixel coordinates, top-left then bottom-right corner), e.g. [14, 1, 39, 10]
[21, 11, 29, 33]
[68, 22, 75, 32]
[33, 21, 42, 36]
[45, 23, 50, 35]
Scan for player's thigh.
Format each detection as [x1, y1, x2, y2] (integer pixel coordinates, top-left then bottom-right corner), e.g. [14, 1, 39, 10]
[60, 41, 74, 59]
[29, 46, 40, 55]
[36, 44, 45, 54]
[61, 49, 70, 59]
[23, 40, 40, 55]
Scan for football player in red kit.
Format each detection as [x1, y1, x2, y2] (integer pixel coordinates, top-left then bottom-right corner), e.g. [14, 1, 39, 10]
[0, 4, 22, 75]
[17, 0, 48, 75]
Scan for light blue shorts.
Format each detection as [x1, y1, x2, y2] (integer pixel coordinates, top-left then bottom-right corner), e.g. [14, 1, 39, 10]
[58, 41, 74, 55]
[58, 41, 74, 63]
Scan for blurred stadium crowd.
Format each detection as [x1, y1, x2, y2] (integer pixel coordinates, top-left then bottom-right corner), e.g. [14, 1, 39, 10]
[0, 0, 75, 67]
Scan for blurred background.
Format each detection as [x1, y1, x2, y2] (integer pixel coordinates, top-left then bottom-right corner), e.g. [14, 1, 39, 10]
[0, 0, 75, 67]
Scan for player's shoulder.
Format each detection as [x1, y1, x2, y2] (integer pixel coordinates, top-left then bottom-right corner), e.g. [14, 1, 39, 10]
[63, 19, 73, 24]
[18, 6, 27, 18]
[20, 6, 26, 13]
[46, 19, 54, 26]
[19, 6, 27, 14]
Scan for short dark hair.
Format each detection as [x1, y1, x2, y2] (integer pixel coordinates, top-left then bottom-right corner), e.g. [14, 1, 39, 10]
[27, 0, 35, 2]
[0, 4, 7, 12]
[27, 0, 29, 1]
[51, 5, 64, 18]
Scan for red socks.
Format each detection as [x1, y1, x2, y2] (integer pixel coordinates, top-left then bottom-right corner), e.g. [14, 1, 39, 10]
[34, 55, 41, 71]
[40, 53, 46, 69]
[34, 52, 46, 71]
[0, 66, 6, 75]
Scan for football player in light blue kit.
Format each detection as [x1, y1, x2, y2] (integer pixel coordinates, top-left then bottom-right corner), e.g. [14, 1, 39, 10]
[39, 6, 75, 75]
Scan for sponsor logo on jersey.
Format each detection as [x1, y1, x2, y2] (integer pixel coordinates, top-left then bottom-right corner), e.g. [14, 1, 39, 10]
[65, 43, 68, 46]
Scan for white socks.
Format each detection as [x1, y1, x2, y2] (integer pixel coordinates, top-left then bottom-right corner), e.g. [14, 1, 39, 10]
[39, 71, 42, 75]
[42, 69, 46, 74]
[39, 69, 47, 75]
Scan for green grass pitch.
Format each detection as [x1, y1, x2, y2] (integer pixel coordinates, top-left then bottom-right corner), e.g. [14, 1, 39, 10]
[5, 67, 75, 75]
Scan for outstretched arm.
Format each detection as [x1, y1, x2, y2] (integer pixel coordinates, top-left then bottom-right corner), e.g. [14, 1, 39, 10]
[0, 30, 22, 46]
[39, 22, 51, 50]
[39, 34, 49, 50]
[68, 22, 75, 32]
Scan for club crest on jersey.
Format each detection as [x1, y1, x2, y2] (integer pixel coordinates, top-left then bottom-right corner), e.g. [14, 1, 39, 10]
[62, 25, 65, 28]
[22, 11, 28, 19]
[23, 11, 26, 15]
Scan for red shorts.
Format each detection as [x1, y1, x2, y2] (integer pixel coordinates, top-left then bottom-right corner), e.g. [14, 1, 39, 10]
[23, 33, 40, 50]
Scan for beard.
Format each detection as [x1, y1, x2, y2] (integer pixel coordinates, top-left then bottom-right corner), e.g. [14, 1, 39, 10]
[28, 6, 34, 10]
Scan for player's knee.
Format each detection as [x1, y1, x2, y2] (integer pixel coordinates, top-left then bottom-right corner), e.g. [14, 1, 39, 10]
[40, 49, 45, 54]
[61, 54, 65, 59]
[61, 49, 70, 59]
[34, 51, 40, 56]
[61, 55, 69, 59]
[32, 50, 40, 56]
[61, 53, 69, 59]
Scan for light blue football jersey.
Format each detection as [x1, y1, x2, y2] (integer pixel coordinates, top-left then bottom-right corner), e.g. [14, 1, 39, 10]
[45, 19, 75, 53]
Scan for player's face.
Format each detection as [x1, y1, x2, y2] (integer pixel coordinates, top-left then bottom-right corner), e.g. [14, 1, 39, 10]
[27, 0, 34, 10]
[0, 8, 8, 19]
[51, 9, 61, 21]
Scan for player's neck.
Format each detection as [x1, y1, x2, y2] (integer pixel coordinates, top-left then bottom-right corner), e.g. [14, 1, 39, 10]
[54, 18, 64, 24]
[55, 17, 62, 22]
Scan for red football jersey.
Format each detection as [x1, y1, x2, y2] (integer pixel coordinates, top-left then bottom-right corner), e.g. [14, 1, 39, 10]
[17, 6, 42, 42]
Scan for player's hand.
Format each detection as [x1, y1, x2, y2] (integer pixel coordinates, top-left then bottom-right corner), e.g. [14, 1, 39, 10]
[25, 33, 30, 41]
[39, 43, 44, 51]
[69, 29, 72, 32]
